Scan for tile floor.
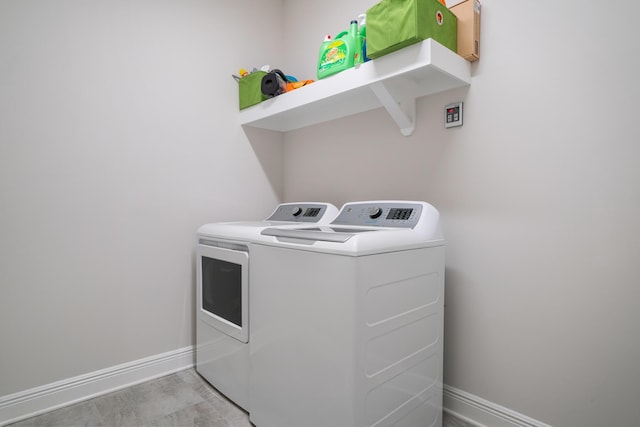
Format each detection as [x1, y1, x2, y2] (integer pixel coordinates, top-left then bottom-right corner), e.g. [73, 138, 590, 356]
[7, 369, 472, 427]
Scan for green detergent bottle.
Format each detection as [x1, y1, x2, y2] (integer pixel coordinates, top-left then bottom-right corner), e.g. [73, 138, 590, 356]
[317, 20, 359, 80]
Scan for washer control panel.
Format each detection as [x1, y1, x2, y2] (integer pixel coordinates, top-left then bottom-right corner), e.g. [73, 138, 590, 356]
[332, 202, 423, 228]
[267, 204, 328, 222]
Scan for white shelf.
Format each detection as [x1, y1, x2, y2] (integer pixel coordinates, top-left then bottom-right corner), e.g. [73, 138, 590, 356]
[239, 39, 471, 136]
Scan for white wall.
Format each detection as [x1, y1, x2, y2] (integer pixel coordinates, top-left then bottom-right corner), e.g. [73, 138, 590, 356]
[282, 1, 640, 426]
[0, 0, 284, 396]
[3, 1, 640, 425]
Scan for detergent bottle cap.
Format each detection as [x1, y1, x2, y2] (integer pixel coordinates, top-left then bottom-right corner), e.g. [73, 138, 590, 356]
[350, 20, 358, 37]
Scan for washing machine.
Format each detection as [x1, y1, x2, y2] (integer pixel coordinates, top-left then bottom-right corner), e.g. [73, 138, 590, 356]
[249, 201, 445, 427]
[195, 202, 338, 411]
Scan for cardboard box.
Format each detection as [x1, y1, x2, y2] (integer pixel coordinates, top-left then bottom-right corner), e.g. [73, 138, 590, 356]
[450, 0, 481, 62]
[366, 0, 457, 59]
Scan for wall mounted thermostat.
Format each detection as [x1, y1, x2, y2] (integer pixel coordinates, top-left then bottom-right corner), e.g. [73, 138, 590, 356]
[445, 102, 463, 128]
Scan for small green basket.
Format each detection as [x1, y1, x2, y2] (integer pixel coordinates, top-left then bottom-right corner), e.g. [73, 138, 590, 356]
[238, 71, 268, 110]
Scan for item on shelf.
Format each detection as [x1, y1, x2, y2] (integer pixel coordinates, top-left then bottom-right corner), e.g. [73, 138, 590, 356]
[286, 79, 314, 91]
[350, 19, 363, 65]
[358, 13, 370, 62]
[366, 0, 457, 59]
[317, 20, 361, 80]
[317, 35, 333, 75]
[260, 69, 315, 99]
[450, 0, 480, 62]
[261, 69, 288, 97]
[236, 69, 268, 110]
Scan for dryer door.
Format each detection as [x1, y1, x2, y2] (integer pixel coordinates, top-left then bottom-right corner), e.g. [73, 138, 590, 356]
[197, 242, 249, 343]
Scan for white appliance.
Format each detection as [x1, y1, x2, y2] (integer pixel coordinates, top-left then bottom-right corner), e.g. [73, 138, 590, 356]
[249, 201, 445, 427]
[195, 202, 338, 411]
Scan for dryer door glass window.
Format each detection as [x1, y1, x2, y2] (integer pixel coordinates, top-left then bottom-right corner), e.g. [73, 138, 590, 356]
[201, 257, 242, 327]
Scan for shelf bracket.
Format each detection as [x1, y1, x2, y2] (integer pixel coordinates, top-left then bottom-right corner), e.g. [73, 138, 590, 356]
[370, 81, 416, 137]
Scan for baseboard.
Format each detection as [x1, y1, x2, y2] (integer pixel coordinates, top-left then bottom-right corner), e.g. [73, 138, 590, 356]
[0, 352, 551, 427]
[443, 385, 553, 427]
[0, 346, 195, 426]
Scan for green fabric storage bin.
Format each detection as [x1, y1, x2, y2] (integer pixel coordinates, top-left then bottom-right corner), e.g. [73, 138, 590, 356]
[238, 71, 268, 110]
[366, 0, 457, 59]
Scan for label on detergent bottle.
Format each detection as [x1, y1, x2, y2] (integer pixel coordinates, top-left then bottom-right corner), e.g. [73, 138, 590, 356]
[318, 40, 347, 72]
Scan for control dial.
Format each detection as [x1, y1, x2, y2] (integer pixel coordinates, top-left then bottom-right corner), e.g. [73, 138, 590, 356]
[292, 207, 303, 217]
[369, 207, 383, 219]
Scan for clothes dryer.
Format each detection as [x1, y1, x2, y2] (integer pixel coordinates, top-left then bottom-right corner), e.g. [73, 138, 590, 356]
[195, 202, 338, 411]
[249, 201, 445, 427]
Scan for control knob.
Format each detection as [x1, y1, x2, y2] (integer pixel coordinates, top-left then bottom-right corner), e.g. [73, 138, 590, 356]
[369, 207, 383, 219]
[292, 207, 303, 217]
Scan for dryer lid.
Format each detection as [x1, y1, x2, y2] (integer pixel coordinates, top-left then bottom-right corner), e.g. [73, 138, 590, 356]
[260, 226, 380, 243]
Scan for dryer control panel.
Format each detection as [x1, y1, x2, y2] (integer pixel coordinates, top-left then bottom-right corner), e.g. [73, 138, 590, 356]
[267, 203, 334, 222]
[331, 202, 423, 228]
